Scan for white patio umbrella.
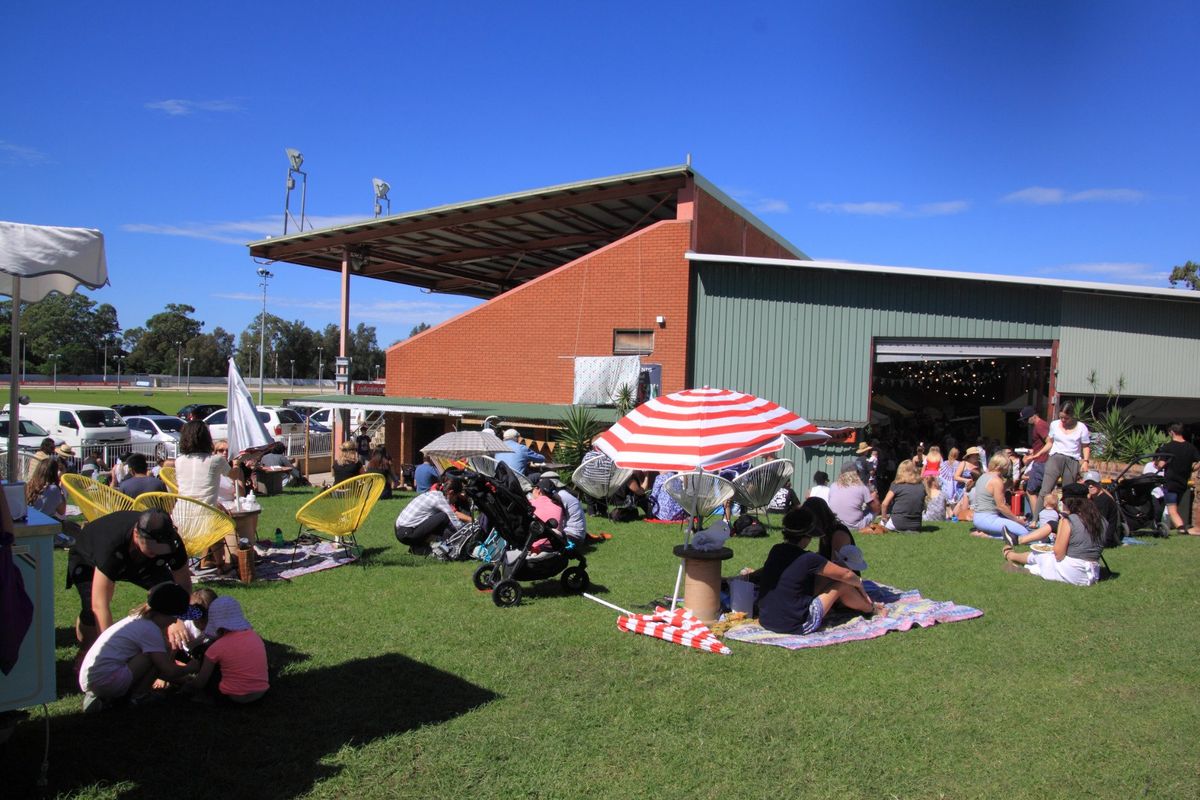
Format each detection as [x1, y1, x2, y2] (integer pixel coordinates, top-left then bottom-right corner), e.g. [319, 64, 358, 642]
[0, 222, 108, 479]
[225, 358, 273, 458]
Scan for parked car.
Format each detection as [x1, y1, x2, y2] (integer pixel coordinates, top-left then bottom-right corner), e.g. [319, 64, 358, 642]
[124, 414, 184, 458]
[0, 415, 63, 450]
[177, 403, 224, 421]
[111, 403, 168, 418]
[12, 403, 130, 451]
[204, 406, 307, 443]
[308, 406, 368, 430]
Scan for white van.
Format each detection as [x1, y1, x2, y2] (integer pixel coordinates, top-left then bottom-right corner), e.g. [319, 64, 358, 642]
[16, 403, 131, 449]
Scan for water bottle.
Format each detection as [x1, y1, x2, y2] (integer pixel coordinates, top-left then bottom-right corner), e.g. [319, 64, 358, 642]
[273, 527, 285, 547]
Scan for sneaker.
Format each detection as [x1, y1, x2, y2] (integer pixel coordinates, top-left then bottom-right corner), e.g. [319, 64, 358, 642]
[1002, 529, 1020, 548]
[82, 691, 106, 714]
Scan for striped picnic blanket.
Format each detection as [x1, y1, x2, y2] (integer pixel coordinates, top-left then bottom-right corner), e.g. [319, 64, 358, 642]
[723, 581, 982, 650]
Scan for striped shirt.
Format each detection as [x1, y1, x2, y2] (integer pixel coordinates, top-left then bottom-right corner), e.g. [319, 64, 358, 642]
[394, 490, 462, 531]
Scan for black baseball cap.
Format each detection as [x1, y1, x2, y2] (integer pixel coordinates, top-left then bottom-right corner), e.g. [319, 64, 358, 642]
[1062, 483, 1088, 499]
[1018, 406, 1037, 421]
[136, 510, 177, 543]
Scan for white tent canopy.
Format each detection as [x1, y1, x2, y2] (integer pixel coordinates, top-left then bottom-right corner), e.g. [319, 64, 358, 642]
[0, 222, 108, 477]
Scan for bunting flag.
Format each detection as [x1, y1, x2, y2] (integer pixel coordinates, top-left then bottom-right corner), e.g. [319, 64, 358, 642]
[617, 606, 731, 655]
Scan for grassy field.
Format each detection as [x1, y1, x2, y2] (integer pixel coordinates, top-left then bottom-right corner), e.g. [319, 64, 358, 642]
[4, 485, 1200, 800]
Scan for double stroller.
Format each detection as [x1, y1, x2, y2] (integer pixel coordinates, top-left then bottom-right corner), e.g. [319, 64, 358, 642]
[463, 462, 590, 607]
[1111, 456, 1170, 538]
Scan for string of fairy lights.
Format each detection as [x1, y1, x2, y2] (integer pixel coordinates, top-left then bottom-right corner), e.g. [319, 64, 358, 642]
[875, 359, 1040, 400]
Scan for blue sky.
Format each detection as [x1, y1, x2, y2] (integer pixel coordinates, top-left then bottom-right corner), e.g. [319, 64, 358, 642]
[2, 1, 1196, 348]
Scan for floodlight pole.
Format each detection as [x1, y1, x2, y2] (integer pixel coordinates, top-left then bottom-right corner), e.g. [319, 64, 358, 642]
[257, 269, 273, 404]
[317, 347, 323, 388]
[49, 353, 60, 392]
[175, 341, 182, 387]
[289, 359, 295, 387]
[114, 355, 125, 393]
[184, 357, 194, 395]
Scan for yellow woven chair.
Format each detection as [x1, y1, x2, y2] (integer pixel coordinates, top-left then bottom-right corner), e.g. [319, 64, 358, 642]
[60, 474, 138, 522]
[134, 492, 235, 558]
[294, 473, 386, 561]
[158, 466, 178, 493]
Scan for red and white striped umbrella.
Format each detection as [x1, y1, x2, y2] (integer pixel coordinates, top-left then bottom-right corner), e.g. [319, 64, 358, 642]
[594, 387, 826, 471]
[617, 606, 731, 655]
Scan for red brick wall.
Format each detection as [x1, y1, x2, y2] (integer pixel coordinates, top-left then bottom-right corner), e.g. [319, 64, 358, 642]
[385, 220, 693, 405]
[693, 188, 800, 259]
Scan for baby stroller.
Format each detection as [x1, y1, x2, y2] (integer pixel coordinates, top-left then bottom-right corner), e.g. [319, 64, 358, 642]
[1111, 456, 1169, 538]
[464, 462, 590, 607]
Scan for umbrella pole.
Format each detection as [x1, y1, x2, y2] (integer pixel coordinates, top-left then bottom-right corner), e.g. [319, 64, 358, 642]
[669, 514, 699, 611]
[7, 277, 20, 481]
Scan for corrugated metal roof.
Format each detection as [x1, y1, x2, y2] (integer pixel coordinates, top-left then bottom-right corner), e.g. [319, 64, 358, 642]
[687, 253, 1200, 303]
[285, 394, 618, 424]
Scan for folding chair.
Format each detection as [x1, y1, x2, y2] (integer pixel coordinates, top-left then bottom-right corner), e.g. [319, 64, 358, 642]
[133, 492, 235, 558]
[158, 466, 179, 492]
[61, 473, 138, 522]
[732, 459, 795, 530]
[293, 473, 386, 563]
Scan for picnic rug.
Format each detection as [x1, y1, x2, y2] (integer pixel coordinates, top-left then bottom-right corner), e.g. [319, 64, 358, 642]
[722, 581, 982, 650]
[194, 541, 357, 583]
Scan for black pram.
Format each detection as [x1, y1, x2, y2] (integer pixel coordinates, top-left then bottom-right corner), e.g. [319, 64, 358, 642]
[464, 462, 589, 607]
[1111, 456, 1169, 538]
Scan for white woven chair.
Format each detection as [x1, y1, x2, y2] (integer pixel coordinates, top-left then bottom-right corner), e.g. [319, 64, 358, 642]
[732, 458, 795, 529]
[571, 452, 633, 500]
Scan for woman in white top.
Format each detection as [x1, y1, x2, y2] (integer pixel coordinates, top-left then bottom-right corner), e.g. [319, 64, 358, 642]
[174, 420, 231, 571]
[1029, 405, 1091, 512]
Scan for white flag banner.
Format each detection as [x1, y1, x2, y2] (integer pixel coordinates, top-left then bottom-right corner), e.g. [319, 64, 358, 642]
[226, 358, 272, 457]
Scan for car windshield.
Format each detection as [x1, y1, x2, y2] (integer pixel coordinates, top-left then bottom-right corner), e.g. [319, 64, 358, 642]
[78, 410, 124, 427]
[155, 418, 184, 433]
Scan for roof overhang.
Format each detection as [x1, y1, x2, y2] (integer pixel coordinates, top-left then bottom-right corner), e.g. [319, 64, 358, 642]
[248, 166, 696, 299]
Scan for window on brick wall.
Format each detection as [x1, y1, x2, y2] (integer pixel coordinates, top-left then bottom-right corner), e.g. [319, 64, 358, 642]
[613, 329, 654, 355]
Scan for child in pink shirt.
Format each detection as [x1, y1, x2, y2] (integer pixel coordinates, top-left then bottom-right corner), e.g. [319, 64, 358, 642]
[189, 596, 269, 704]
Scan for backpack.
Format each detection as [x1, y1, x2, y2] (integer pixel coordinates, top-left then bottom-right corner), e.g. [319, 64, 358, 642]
[732, 514, 766, 537]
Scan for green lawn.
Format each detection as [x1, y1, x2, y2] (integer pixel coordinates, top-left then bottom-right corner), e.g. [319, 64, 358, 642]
[6, 489, 1200, 799]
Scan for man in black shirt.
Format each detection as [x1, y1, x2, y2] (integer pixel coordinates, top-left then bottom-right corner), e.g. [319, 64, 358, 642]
[66, 509, 190, 658]
[1158, 423, 1200, 535]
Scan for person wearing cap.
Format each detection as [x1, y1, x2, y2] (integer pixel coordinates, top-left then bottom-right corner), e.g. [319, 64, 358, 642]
[1028, 405, 1091, 516]
[495, 428, 545, 476]
[1082, 471, 1120, 545]
[967, 454, 1029, 540]
[78, 582, 202, 711]
[1018, 405, 1051, 519]
[66, 509, 191, 659]
[851, 441, 874, 487]
[1157, 423, 1200, 535]
[393, 477, 472, 555]
[55, 442, 78, 474]
[530, 479, 566, 528]
[800, 496, 859, 570]
[950, 447, 983, 520]
[738, 507, 817, 612]
[1002, 483, 1104, 586]
[187, 596, 269, 704]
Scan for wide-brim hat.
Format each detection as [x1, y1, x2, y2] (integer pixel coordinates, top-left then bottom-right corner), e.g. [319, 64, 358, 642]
[834, 544, 869, 572]
[964, 447, 981, 457]
[539, 471, 565, 489]
[204, 596, 253, 636]
[56, 443, 76, 457]
[855, 442, 871, 455]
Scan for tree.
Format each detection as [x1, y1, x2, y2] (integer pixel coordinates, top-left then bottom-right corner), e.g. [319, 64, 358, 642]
[126, 304, 205, 374]
[21, 293, 116, 375]
[1169, 260, 1199, 291]
[236, 312, 288, 382]
[409, 322, 431, 337]
[315, 323, 385, 383]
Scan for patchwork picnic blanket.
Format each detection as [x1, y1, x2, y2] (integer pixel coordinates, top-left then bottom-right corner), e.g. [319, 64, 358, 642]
[723, 581, 982, 650]
[194, 541, 357, 583]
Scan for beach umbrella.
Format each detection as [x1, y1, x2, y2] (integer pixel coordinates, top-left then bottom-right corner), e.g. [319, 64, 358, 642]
[422, 430, 512, 471]
[0, 222, 108, 479]
[226, 358, 273, 458]
[594, 387, 824, 472]
[617, 605, 731, 655]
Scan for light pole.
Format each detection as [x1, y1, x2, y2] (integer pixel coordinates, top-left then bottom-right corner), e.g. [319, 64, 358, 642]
[274, 350, 279, 382]
[184, 357, 194, 395]
[113, 355, 126, 393]
[374, 364, 381, 382]
[289, 359, 295, 387]
[175, 341, 182, 387]
[19, 332, 26, 383]
[256, 268, 273, 404]
[49, 353, 61, 391]
[317, 347, 324, 388]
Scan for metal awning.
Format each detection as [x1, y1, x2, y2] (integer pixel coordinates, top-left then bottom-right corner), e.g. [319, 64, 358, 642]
[875, 339, 1054, 363]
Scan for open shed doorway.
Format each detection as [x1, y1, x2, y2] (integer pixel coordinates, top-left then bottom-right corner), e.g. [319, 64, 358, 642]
[870, 339, 1054, 460]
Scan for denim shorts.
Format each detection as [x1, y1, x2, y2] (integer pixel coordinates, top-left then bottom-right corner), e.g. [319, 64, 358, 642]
[801, 597, 826, 634]
[1164, 490, 1182, 505]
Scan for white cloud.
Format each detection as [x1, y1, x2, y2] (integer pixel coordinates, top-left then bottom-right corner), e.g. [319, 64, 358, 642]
[1038, 261, 1168, 285]
[122, 214, 366, 245]
[727, 188, 790, 215]
[1002, 186, 1145, 205]
[212, 292, 475, 325]
[0, 140, 50, 165]
[810, 199, 969, 218]
[145, 98, 241, 116]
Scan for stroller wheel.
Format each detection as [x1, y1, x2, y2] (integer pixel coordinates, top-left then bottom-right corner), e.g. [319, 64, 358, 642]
[492, 580, 522, 607]
[560, 566, 589, 594]
[472, 563, 495, 591]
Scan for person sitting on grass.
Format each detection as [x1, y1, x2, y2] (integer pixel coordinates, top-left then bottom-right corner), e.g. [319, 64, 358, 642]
[333, 440, 364, 484]
[393, 477, 472, 556]
[968, 454, 1028, 540]
[78, 582, 201, 712]
[1002, 483, 1104, 586]
[801, 496, 857, 566]
[922, 475, 947, 523]
[806, 471, 831, 502]
[118, 453, 167, 499]
[529, 478, 565, 529]
[648, 471, 688, 522]
[186, 596, 269, 705]
[880, 461, 925, 531]
[758, 538, 887, 636]
[738, 507, 816, 612]
[827, 463, 879, 530]
[1003, 490, 1060, 547]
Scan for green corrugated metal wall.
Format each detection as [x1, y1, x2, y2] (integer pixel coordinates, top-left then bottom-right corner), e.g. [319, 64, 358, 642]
[692, 263, 1059, 425]
[1058, 292, 1200, 397]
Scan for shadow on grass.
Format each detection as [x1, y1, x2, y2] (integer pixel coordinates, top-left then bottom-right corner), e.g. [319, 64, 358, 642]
[14, 645, 499, 799]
